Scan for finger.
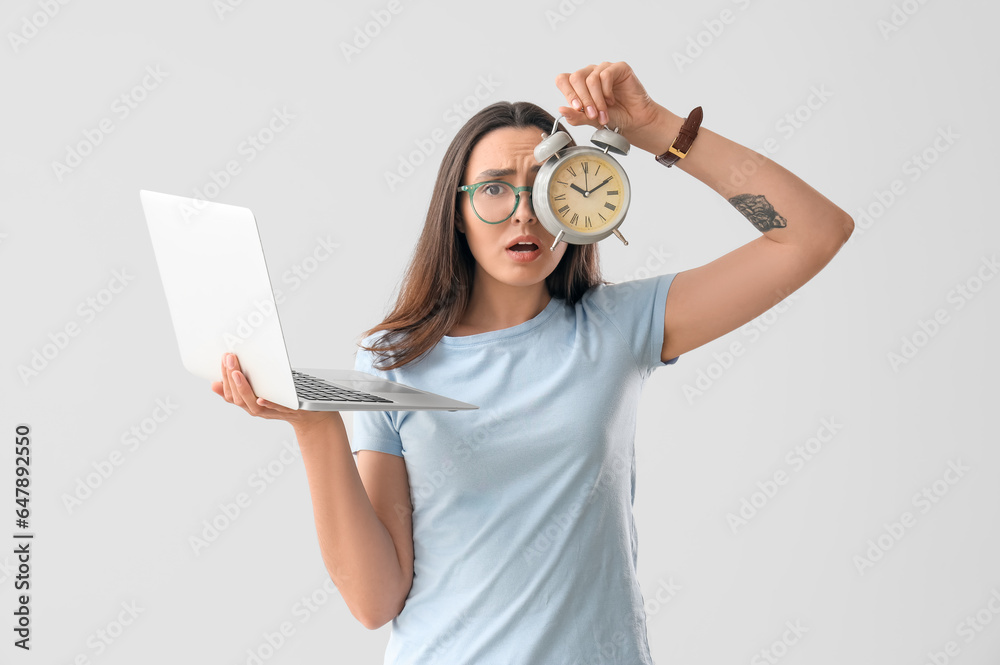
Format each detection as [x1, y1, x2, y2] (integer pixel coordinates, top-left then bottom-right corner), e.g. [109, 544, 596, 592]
[230, 369, 260, 414]
[560, 65, 602, 122]
[255, 397, 295, 413]
[211, 381, 224, 398]
[556, 105, 593, 127]
[554, 71, 585, 115]
[226, 353, 250, 409]
[221, 354, 234, 402]
[585, 62, 617, 126]
[597, 61, 619, 107]
[254, 398, 302, 422]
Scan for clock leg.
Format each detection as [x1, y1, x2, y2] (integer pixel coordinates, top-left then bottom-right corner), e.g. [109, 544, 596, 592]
[613, 229, 629, 246]
[549, 230, 565, 251]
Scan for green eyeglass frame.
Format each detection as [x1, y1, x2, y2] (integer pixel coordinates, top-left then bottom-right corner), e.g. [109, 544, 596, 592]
[457, 180, 533, 224]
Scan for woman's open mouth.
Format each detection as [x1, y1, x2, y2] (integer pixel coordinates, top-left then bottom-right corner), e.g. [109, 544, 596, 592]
[506, 241, 541, 262]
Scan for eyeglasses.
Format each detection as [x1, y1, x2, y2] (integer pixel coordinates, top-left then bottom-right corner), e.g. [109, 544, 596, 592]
[457, 180, 533, 224]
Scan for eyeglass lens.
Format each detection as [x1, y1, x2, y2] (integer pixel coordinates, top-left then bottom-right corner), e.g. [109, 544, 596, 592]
[472, 182, 527, 223]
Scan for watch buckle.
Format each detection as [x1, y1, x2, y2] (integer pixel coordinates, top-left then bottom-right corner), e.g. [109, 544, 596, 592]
[667, 142, 688, 159]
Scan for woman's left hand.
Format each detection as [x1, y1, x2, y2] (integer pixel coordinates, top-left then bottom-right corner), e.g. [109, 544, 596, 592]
[554, 61, 674, 155]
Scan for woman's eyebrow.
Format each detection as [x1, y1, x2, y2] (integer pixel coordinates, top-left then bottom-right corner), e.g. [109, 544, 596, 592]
[475, 165, 541, 179]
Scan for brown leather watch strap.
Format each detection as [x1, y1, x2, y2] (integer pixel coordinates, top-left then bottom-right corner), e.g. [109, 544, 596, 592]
[655, 106, 703, 167]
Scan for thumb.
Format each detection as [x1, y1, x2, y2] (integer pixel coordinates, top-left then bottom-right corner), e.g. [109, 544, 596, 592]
[557, 106, 600, 130]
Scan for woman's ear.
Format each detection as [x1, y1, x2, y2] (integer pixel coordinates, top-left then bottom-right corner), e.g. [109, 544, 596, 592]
[455, 213, 466, 234]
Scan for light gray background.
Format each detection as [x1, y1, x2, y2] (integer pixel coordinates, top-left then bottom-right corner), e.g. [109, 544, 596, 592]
[3, 0, 999, 663]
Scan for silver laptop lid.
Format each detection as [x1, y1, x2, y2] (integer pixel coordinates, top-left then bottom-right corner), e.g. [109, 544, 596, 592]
[139, 190, 299, 408]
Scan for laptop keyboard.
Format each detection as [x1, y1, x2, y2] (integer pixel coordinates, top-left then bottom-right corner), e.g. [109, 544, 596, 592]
[292, 370, 394, 403]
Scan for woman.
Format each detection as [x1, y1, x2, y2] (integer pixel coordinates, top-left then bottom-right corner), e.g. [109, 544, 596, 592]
[213, 61, 853, 663]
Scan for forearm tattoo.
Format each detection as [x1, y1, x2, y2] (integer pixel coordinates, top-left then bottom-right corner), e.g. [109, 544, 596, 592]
[728, 194, 787, 232]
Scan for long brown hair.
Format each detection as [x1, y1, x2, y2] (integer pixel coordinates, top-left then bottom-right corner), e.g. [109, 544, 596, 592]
[359, 101, 607, 370]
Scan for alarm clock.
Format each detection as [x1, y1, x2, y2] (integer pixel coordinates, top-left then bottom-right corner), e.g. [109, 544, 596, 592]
[533, 115, 632, 251]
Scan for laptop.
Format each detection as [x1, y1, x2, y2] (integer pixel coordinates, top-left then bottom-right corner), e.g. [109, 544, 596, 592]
[139, 190, 477, 412]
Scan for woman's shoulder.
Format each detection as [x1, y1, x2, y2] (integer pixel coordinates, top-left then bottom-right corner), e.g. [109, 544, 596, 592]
[354, 330, 395, 373]
[579, 273, 674, 306]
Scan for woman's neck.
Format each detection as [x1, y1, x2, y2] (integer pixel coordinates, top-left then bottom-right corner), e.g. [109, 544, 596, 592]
[451, 271, 551, 335]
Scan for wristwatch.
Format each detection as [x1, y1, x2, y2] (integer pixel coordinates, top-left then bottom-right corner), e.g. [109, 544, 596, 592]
[655, 106, 703, 167]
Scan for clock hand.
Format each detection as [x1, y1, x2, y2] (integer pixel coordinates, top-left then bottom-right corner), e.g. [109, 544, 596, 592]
[569, 183, 588, 196]
[586, 176, 614, 195]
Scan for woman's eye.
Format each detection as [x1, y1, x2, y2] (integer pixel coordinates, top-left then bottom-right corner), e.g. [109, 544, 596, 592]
[483, 184, 504, 197]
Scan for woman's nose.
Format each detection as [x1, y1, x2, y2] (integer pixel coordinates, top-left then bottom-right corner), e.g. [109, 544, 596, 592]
[512, 191, 535, 224]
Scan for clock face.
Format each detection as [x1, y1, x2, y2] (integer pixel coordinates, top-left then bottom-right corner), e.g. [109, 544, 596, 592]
[546, 153, 626, 234]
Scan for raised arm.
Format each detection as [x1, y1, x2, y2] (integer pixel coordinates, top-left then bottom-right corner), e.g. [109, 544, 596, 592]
[555, 62, 854, 362]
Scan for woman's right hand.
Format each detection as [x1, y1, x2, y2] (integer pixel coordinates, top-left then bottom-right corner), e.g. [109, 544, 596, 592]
[211, 353, 337, 432]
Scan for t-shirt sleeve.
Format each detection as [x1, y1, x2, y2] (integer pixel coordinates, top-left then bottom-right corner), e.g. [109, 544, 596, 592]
[583, 272, 679, 378]
[349, 338, 404, 457]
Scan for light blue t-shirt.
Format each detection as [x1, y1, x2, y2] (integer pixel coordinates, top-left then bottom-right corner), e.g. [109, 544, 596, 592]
[352, 273, 678, 665]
